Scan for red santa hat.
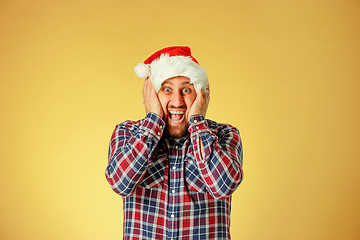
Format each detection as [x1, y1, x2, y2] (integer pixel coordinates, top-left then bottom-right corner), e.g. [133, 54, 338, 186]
[134, 46, 208, 93]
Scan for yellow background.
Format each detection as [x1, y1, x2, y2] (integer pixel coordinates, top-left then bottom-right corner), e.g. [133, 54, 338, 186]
[1, 0, 359, 239]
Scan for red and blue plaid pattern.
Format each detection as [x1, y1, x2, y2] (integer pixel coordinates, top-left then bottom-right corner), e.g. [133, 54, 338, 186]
[106, 113, 243, 240]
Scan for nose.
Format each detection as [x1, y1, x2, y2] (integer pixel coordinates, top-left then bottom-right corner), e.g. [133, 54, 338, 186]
[170, 91, 185, 108]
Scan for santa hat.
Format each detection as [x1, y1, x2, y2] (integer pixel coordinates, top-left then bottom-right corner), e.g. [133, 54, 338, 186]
[134, 46, 208, 92]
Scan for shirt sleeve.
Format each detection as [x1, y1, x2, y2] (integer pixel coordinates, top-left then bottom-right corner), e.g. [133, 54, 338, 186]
[105, 112, 165, 196]
[188, 114, 244, 200]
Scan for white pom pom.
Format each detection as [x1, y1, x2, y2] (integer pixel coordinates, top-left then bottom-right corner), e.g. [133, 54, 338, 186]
[134, 63, 150, 79]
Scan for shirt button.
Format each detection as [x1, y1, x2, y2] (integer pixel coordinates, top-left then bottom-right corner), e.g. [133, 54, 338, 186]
[171, 214, 175, 218]
[195, 126, 199, 130]
[194, 119, 197, 123]
[159, 125, 163, 129]
[172, 190, 175, 194]
[189, 160, 193, 164]
[157, 132, 161, 136]
[172, 166, 176, 170]
[175, 145, 178, 149]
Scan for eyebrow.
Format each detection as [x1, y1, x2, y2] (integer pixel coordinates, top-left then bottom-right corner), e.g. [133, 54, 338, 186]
[162, 80, 192, 86]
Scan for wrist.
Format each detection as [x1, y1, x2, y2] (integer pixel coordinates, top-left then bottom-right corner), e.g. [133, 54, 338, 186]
[150, 111, 163, 119]
[188, 114, 205, 125]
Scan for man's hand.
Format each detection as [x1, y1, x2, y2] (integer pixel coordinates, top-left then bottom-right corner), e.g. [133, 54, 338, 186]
[188, 86, 210, 118]
[142, 77, 163, 119]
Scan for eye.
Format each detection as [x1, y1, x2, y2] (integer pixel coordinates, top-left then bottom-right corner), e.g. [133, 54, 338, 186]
[161, 87, 172, 94]
[182, 88, 190, 94]
[163, 87, 171, 92]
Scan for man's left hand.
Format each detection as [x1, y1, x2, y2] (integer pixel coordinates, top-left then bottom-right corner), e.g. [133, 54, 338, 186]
[188, 86, 210, 118]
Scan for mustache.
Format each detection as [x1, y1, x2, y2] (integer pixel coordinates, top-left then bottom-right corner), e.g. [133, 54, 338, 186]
[167, 104, 186, 110]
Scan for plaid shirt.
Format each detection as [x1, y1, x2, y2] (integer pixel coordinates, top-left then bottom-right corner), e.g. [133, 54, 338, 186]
[105, 113, 243, 240]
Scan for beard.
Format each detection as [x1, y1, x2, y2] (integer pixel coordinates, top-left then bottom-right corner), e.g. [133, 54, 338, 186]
[164, 121, 189, 139]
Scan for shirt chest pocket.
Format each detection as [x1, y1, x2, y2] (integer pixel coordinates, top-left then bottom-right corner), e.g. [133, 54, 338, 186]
[185, 153, 207, 193]
[139, 154, 167, 189]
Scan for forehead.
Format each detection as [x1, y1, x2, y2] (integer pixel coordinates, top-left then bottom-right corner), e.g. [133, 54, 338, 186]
[162, 76, 193, 86]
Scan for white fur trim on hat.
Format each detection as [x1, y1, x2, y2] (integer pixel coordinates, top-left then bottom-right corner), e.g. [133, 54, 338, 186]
[148, 54, 208, 93]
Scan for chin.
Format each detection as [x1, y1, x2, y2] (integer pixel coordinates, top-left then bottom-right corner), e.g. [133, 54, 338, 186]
[165, 125, 189, 139]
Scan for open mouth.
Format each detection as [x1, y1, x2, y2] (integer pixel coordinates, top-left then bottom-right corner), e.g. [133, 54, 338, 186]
[169, 110, 185, 123]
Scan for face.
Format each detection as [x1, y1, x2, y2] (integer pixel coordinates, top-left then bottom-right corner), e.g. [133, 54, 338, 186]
[158, 76, 197, 139]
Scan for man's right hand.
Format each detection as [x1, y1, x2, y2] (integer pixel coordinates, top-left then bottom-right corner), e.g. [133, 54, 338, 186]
[142, 77, 164, 119]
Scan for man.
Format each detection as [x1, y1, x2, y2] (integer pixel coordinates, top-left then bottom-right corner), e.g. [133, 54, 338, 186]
[105, 46, 243, 240]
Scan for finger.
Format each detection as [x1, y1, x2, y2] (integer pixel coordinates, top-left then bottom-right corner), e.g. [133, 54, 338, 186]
[145, 78, 154, 94]
[206, 87, 210, 100]
[205, 85, 210, 97]
[144, 77, 153, 101]
[143, 77, 149, 98]
[148, 78, 157, 95]
[197, 87, 204, 99]
[142, 79, 148, 105]
[201, 88, 208, 103]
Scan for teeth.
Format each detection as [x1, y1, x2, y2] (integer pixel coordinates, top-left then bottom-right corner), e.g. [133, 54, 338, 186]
[169, 111, 184, 114]
[169, 110, 184, 123]
[172, 119, 182, 123]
